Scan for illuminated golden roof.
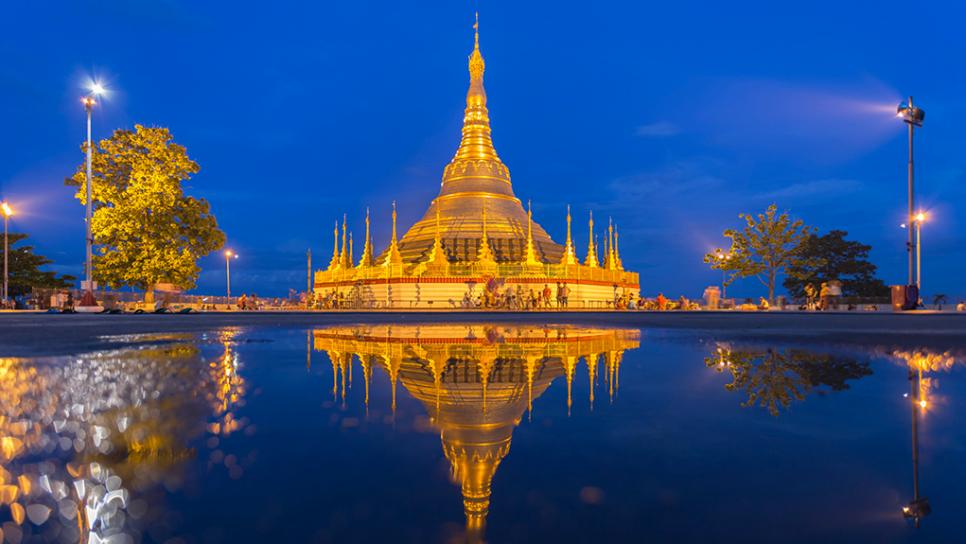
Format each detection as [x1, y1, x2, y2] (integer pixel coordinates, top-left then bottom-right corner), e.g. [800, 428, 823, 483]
[392, 18, 564, 265]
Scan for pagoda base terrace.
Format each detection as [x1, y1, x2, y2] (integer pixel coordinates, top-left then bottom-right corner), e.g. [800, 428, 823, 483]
[313, 263, 639, 310]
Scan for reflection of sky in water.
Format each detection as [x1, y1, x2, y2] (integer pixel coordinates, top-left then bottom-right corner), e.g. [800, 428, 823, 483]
[0, 324, 964, 543]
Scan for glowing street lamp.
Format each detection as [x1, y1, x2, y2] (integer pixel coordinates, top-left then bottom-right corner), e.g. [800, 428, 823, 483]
[79, 80, 107, 309]
[1, 201, 12, 305]
[897, 97, 925, 290]
[224, 250, 238, 302]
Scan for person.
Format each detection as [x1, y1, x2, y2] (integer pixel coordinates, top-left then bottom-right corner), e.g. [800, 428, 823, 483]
[678, 295, 689, 311]
[543, 284, 552, 308]
[818, 282, 829, 311]
[804, 284, 817, 310]
[462, 291, 472, 309]
[562, 283, 570, 308]
[758, 297, 770, 311]
[827, 280, 842, 310]
[656, 293, 668, 311]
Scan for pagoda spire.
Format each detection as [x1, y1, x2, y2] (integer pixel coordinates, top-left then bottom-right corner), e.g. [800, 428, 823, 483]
[585, 211, 599, 267]
[423, 202, 449, 272]
[339, 214, 350, 268]
[524, 200, 540, 266]
[560, 205, 578, 265]
[452, 11, 498, 164]
[382, 201, 404, 268]
[603, 217, 615, 270]
[328, 220, 340, 270]
[614, 224, 624, 271]
[348, 231, 354, 268]
[476, 201, 497, 265]
[359, 207, 374, 267]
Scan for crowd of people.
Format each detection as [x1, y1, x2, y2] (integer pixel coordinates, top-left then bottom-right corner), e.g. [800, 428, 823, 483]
[461, 282, 573, 309]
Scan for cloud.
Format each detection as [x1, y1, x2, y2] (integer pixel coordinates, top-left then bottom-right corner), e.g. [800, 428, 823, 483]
[756, 178, 863, 200]
[607, 160, 725, 203]
[635, 121, 681, 137]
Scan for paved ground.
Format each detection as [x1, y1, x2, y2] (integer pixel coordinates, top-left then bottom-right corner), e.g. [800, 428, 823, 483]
[1, 311, 965, 357]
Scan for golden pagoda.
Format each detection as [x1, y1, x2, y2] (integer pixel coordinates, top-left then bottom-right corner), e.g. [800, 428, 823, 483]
[313, 16, 639, 309]
[312, 323, 640, 541]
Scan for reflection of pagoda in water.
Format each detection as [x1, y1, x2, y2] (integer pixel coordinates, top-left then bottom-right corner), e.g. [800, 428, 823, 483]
[313, 324, 640, 539]
[312, 17, 639, 309]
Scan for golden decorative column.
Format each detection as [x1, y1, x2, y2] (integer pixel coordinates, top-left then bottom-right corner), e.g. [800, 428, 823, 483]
[585, 211, 599, 268]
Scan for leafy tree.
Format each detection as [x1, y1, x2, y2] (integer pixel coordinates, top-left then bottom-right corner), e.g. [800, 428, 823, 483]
[65, 125, 225, 292]
[4, 232, 75, 296]
[783, 230, 889, 299]
[706, 346, 872, 416]
[705, 204, 814, 304]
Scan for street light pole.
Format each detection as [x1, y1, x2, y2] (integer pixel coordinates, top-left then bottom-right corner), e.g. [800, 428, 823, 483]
[915, 214, 924, 292]
[224, 250, 237, 304]
[78, 82, 105, 310]
[897, 97, 924, 289]
[225, 251, 232, 301]
[1, 201, 11, 305]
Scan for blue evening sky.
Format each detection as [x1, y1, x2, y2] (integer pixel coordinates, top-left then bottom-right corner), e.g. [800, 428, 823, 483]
[1, 1, 964, 299]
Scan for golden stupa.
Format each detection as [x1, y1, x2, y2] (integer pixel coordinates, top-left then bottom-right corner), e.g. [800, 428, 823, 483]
[313, 17, 639, 309]
[312, 323, 640, 541]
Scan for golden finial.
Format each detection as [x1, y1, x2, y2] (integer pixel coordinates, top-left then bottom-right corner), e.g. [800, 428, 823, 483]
[476, 201, 497, 265]
[614, 224, 623, 271]
[328, 220, 340, 270]
[422, 200, 449, 271]
[340, 214, 350, 268]
[468, 12, 485, 81]
[360, 207, 374, 267]
[382, 200, 404, 268]
[560, 204, 578, 265]
[348, 231, 354, 267]
[523, 199, 540, 266]
[603, 217, 615, 270]
[585, 210, 599, 267]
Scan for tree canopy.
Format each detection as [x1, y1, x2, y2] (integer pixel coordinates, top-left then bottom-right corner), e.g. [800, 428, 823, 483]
[705, 204, 815, 303]
[3, 232, 75, 297]
[783, 230, 889, 299]
[65, 125, 225, 291]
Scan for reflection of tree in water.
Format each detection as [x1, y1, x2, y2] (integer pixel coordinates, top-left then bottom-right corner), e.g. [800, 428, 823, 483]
[0, 329, 252, 543]
[707, 345, 872, 416]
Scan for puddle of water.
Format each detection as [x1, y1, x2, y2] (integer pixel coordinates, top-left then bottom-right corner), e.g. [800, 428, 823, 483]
[0, 323, 961, 543]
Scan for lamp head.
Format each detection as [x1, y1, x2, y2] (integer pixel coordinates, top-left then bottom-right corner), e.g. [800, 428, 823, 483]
[897, 101, 925, 127]
[0, 201, 11, 218]
[915, 212, 926, 223]
[89, 81, 106, 96]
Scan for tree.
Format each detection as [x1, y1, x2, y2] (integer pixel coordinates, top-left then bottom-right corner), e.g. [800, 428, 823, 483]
[706, 345, 872, 416]
[4, 232, 75, 297]
[65, 125, 225, 292]
[783, 230, 889, 300]
[705, 204, 814, 304]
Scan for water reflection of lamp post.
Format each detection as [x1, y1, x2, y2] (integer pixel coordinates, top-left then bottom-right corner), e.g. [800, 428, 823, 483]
[903, 366, 931, 527]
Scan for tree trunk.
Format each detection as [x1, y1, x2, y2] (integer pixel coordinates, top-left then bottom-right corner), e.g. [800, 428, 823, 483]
[768, 269, 776, 305]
